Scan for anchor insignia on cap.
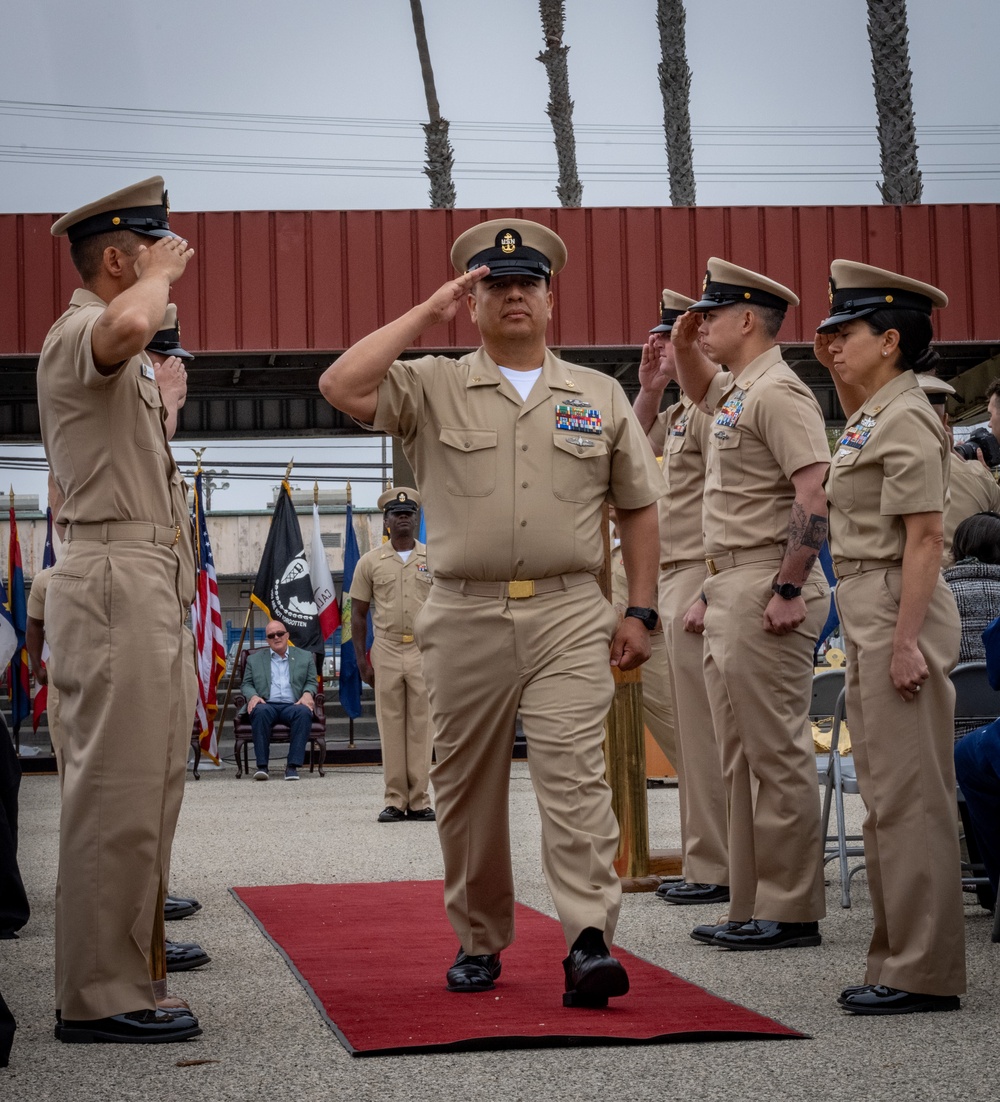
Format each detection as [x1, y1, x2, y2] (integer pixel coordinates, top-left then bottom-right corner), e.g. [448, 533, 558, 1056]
[500, 231, 517, 255]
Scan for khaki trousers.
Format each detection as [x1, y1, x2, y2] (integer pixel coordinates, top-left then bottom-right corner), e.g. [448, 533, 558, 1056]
[703, 562, 828, 923]
[416, 579, 621, 954]
[371, 636, 432, 810]
[642, 630, 676, 767]
[47, 539, 195, 1020]
[836, 569, 965, 995]
[660, 564, 729, 886]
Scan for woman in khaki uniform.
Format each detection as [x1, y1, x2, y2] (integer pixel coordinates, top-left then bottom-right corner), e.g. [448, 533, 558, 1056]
[815, 260, 964, 1015]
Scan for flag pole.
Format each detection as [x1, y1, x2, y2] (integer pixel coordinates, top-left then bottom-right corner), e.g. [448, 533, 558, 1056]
[346, 481, 354, 749]
[9, 486, 20, 755]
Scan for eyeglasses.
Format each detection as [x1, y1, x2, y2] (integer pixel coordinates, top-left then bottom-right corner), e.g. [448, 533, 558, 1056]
[266, 631, 287, 640]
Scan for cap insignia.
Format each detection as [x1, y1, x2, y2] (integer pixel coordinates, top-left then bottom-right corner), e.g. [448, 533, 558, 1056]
[396, 492, 406, 503]
[500, 231, 517, 255]
[828, 279, 835, 306]
[702, 270, 710, 292]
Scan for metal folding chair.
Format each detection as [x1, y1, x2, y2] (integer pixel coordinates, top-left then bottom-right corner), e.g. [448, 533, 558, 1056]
[812, 667, 865, 908]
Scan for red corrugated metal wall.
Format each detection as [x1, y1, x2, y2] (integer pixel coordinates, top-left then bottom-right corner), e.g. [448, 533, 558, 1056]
[2, 205, 998, 356]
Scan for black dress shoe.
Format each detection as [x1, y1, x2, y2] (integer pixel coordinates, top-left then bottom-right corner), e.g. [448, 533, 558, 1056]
[57, 1009, 202, 1044]
[837, 983, 874, 1006]
[377, 806, 407, 823]
[658, 882, 731, 906]
[562, 928, 629, 1009]
[713, 919, 821, 950]
[164, 896, 202, 921]
[165, 940, 211, 972]
[841, 985, 961, 1015]
[446, 950, 502, 992]
[405, 807, 436, 821]
[690, 919, 747, 945]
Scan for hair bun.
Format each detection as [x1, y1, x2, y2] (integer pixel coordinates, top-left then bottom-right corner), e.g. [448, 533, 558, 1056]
[913, 347, 941, 373]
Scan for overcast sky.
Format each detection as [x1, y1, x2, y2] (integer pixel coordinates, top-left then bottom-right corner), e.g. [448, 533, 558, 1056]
[2, 0, 998, 512]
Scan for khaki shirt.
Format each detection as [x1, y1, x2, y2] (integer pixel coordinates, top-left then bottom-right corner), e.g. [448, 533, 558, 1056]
[702, 346, 830, 556]
[827, 371, 949, 562]
[652, 396, 712, 563]
[350, 541, 431, 636]
[372, 348, 663, 581]
[27, 566, 54, 621]
[37, 289, 191, 538]
[944, 453, 1000, 567]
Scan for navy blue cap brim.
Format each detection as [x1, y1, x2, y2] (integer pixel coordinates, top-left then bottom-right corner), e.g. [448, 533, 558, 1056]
[816, 306, 880, 333]
[649, 322, 673, 334]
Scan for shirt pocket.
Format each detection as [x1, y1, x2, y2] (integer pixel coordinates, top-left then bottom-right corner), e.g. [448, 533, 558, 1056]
[827, 448, 861, 511]
[552, 433, 610, 503]
[135, 375, 164, 452]
[707, 427, 744, 488]
[438, 427, 498, 497]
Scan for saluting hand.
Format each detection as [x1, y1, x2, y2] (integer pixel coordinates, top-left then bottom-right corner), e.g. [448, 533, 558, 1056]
[638, 341, 673, 392]
[134, 235, 195, 285]
[670, 310, 701, 352]
[813, 332, 837, 372]
[423, 265, 491, 326]
[153, 355, 188, 411]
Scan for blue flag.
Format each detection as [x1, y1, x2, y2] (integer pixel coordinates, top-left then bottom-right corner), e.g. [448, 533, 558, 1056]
[815, 542, 839, 659]
[42, 507, 57, 569]
[6, 504, 30, 736]
[338, 502, 371, 719]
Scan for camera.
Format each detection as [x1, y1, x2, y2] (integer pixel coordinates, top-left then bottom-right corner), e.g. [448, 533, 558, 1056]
[955, 427, 1000, 468]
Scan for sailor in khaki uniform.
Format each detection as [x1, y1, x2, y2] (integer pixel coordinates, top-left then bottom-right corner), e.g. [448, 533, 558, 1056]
[37, 178, 201, 1043]
[350, 487, 434, 823]
[915, 376, 1000, 566]
[632, 291, 730, 906]
[815, 261, 964, 1015]
[320, 219, 662, 1008]
[672, 260, 830, 950]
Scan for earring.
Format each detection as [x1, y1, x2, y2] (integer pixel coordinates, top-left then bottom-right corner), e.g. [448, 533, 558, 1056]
[882, 351, 888, 357]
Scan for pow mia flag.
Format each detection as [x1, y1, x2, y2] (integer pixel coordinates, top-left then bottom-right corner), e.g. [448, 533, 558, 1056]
[250, 481, 324, 653]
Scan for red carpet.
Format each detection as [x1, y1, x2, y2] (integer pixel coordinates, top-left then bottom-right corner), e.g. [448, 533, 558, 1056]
[231, 880, 805, 1056]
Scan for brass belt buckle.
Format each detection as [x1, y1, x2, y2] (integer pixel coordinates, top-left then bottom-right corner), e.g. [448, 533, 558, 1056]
[507, 580, 535, 599]
[705, 558, 718, 576]
[401, 634, 414, 643]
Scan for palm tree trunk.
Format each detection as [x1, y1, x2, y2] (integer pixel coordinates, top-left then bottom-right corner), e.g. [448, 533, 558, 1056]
[866, 0, 922, 204]
[656, 0, 696, 206]
[409, 0, 456, 209]
[537, 0, 583, 208]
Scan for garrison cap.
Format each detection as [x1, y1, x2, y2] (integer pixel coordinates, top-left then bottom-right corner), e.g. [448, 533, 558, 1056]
[689, 257, 799, 313]
[650, 288, 696, 334]
[817, 260, 948, 333]
[377, 486, 421, 513]
[146, 303, 194, 361]
[451, 218, 567, 281]
[51, 175, 175, 244]
[917, 374, 956, 396]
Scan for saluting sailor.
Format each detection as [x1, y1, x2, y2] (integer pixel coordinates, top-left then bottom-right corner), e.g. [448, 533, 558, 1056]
[320, 218, 663, 1009]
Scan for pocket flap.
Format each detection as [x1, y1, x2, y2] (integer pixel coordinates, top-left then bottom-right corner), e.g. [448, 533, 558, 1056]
[439, 427, 497, 453]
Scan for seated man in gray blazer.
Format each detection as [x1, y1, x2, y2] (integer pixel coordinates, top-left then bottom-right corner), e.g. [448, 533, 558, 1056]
[241, 620, 318, 780]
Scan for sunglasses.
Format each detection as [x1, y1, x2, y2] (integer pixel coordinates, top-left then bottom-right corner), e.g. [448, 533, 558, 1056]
[266, 630, 287, 640]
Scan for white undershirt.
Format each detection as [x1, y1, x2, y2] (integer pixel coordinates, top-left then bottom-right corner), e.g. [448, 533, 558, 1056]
[397, 548, 413, 563]
[498, 365, 542, 401]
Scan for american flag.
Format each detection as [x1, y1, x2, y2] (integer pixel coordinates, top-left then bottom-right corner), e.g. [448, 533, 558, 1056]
[191, 472, 226, 765]
[32, 505, 57, 732]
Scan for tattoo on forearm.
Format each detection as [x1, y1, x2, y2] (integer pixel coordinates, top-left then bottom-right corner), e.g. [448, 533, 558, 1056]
[787, 503, 828, 554]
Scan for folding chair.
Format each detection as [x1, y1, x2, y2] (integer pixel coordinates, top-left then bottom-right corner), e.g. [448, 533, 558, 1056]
[950, 662, 1000, 921]
[812, 667, 865, 908]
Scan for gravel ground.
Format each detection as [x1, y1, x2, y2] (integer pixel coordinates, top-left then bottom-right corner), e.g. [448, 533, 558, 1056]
[3, 760, 997, 1102]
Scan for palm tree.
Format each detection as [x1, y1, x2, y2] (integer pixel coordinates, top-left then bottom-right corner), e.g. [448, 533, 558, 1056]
[656, 0, 696, 206]
[536, 1, 583, 208]
[409, 0, 456, 209]
[866, 0, 922, 204]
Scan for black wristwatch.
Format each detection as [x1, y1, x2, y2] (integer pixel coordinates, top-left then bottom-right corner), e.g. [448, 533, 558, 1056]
[771, 581, 803, 600]
[625, 606, 659, 630]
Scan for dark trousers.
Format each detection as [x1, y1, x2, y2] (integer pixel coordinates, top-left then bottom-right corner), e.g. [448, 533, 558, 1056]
[0, 718, 29, 936]
[250, 702, 312, 769]
[955, 719, 1000, 897]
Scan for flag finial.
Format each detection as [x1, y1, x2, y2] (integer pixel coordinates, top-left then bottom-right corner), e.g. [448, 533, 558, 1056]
[313, 481, 319, 505]
[346, 481, 353, 505]
[284, 458, 295, 481]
